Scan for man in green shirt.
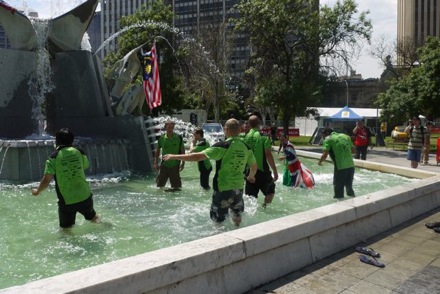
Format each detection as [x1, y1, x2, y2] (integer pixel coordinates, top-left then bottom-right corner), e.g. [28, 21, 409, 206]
[190, 127, 212, 190]
[163, 118, 257, 226]
[318, 127, 356, 198]
[31, 128, 99, 229]
[243, 115, 278, 208]
[154, 120, 185, 191]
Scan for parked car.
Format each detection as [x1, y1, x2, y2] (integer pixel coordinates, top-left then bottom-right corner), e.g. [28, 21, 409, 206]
[202, 123, 225, 143]
[391, 126, 408, 141]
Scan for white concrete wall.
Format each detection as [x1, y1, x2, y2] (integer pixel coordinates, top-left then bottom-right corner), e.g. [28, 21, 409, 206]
[2, 152, 439, 294]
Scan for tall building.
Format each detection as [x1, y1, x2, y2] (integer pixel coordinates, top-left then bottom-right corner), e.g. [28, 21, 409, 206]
[87, 11, 102, 53]
[398, 0, 440, 46]
[99, 0, 149, 59]
[170, 0, 247, 79]
[99, 0, 247, 79]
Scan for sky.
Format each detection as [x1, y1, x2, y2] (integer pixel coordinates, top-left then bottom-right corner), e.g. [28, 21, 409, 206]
[6, 0, 398, 79]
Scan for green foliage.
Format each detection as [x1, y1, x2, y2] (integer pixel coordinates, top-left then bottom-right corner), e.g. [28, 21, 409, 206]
[378, 37, 440, 123]
[234, 0, 371, 130]
[102, 1, 185, 115]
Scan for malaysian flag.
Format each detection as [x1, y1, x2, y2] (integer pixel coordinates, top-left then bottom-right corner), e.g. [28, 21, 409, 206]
[141, 43, 162, 109]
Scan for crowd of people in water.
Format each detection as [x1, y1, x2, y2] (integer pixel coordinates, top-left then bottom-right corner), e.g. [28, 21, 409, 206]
[31, 114, 436, 229]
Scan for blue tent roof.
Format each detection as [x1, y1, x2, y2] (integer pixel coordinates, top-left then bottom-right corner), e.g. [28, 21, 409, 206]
[328, 106, 363, 121]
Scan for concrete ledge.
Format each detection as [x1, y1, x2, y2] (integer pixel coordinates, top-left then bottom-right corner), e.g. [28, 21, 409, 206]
[2, 158, 440, 293]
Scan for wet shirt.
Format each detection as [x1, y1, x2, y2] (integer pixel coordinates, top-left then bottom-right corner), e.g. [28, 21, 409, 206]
[44, 146, 91, 205]
[158, 133, 184, 168]
[203, 136, 256, 192]
[192, 138, 212, 170]
[322, 132, 355, 170]
[243, 128, 271, 172]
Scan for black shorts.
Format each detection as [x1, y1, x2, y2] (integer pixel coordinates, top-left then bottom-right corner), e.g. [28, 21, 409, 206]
[58, 195, 96, 228]
[210, 189, 244, 223]
[245, 170, 275, 198]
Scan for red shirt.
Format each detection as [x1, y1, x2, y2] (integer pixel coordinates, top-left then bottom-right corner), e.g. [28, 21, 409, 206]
[354, 127, 369, 147]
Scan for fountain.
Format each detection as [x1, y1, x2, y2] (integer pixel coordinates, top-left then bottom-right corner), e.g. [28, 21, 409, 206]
[1, 1, 439, 293]
[0, 0, 155, 182]
[0, 156, 422, 290]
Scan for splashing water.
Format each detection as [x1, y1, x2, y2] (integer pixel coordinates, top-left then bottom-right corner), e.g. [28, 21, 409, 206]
[0, 157, 414, 290]
[151, 116, 197, 146]
[27, 19, 53, 135]
[94, 21, 220, 76]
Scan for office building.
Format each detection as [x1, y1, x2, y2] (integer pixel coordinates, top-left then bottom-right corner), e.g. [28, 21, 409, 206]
[398, 0, 440, 46]
[99, 0, 149, 59]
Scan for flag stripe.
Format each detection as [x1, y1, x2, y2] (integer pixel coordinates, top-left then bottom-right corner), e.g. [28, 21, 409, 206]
[142, 42, 162, 110]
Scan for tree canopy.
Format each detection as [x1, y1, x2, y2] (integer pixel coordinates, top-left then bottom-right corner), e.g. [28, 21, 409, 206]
[233, 0, 371, 130]
[377, 37, 440, 124]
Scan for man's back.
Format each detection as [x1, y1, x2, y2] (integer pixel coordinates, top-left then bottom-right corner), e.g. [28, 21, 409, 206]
[323, 133, 354, 170]
[244, 128, 270, 172]
[204, 137, 255, 192]
[46, 146, 91, 205]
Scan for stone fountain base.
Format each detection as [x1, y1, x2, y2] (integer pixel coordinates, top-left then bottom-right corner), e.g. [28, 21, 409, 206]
[0, 116, 156, 183]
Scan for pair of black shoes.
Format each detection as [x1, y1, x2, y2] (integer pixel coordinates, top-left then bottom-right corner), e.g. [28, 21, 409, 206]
[425, 222, 440, 233]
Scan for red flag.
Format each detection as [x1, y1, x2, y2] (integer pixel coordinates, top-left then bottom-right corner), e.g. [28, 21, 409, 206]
[141, 43, 162, 109]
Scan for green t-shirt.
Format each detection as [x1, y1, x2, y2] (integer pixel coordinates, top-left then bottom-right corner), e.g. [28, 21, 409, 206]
[192, 138, 212, 170]
[243, 128, 271, 172]
[44, 146, 91, 205]
[158, 133, 184, 168]
[322, 132, 355, 170]
[203, 136, 256, 192]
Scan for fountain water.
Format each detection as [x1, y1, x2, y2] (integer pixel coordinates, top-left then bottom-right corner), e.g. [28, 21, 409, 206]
[0, 156, 414, 290]
[0, 0, 156, 182]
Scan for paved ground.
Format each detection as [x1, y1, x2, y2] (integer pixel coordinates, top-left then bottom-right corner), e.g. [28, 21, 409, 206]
[248, 147, 440, 294]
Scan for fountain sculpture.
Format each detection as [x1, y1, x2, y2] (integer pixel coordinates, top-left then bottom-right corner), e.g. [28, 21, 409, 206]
[0, 0, 155, 182]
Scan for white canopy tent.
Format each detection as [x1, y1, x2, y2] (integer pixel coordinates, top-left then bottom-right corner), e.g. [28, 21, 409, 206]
[295, 107, 382, 136]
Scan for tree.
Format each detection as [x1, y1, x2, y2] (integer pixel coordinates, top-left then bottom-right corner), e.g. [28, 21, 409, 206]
[370, 35, 421, 80]
[377, 37, 440, 123]
[178, 12, 236, 122]
[102, 1, 185, 115]
[234, 0, 371, 132]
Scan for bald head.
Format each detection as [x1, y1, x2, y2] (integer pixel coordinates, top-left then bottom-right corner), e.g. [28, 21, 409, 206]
[248, 115, 260, 128]
[225, 118, 240, 136]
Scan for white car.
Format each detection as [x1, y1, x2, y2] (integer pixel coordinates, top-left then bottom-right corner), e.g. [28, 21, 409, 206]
[202, 123, 225, 143]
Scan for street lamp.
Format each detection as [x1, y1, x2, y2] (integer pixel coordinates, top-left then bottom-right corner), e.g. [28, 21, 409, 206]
[344, 80, 349, 107]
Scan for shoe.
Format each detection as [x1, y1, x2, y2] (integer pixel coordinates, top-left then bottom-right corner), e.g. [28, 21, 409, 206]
[359, 255, 385, 268]
[425, 222, 440, 229]
[434, 227, 440, 233]
[355, 246, 381, 258]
